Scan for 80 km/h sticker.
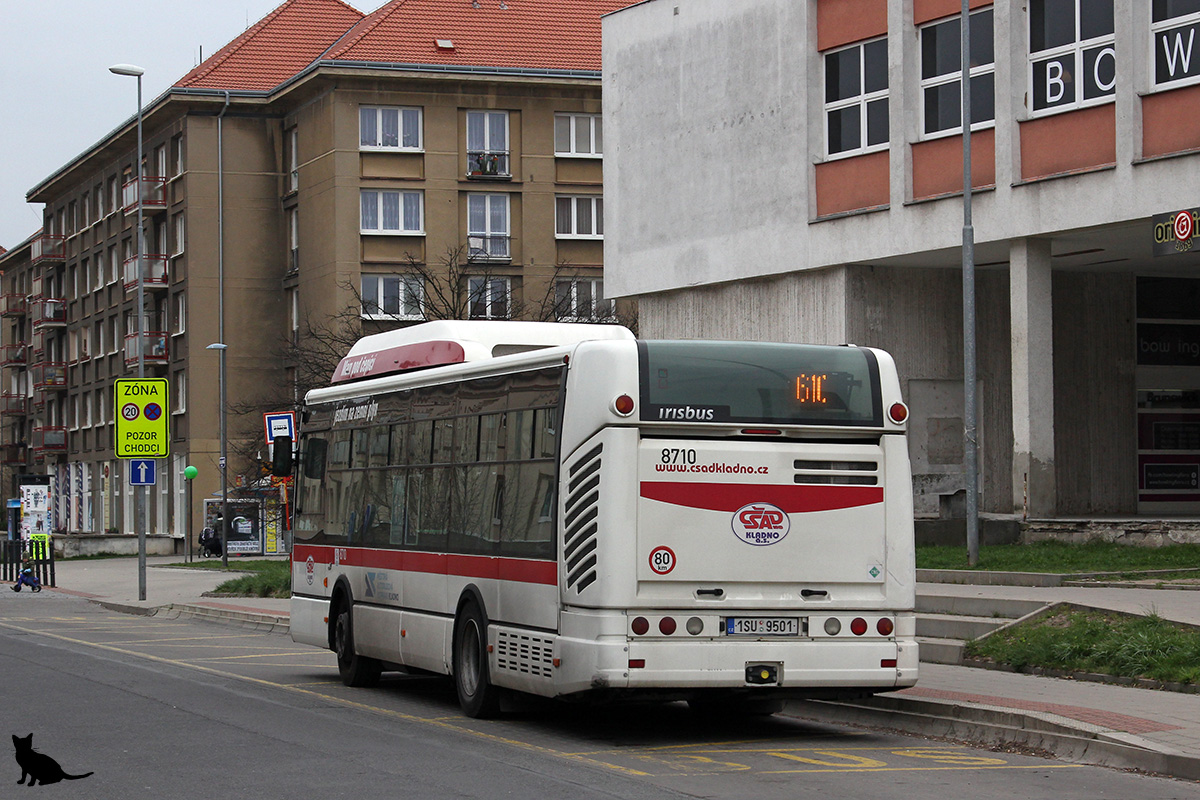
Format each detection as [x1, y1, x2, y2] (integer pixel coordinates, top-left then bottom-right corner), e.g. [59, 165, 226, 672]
[649, 546, 676, 575]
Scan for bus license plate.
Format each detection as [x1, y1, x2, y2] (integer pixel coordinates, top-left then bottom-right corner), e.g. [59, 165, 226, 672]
[725, 617, 800, 636]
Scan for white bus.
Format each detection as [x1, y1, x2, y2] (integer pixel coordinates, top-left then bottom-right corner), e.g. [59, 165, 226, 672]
[289, 321, 918, 717]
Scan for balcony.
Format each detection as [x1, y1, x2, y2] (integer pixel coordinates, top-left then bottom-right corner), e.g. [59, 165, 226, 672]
[1, 441, 28, 465]
[122, 176, 168, 214]
[30, 233, 66, 265]
[465, 150, 511, 180]
[124, 332, 169, 368]
[32, 426, 67, 454]
[467, 235, 511, 262]
[0, 294, 28, 316]
[0, 394, 27, 416]
[32, 362, 67, 391]
[123, 254, 169, 293]
[31, 297, 67, 331]
[1, 343, 28, 368]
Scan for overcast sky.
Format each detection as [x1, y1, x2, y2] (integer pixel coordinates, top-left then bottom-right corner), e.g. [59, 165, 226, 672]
[0, 0, 378, 251]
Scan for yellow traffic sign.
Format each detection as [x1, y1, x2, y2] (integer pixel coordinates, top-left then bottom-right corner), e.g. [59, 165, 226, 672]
[115, 378, 170, 458]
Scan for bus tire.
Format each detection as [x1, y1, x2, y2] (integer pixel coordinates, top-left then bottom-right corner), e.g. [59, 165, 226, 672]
[333, 601, 381, 688]
[453, 601, 501, 718]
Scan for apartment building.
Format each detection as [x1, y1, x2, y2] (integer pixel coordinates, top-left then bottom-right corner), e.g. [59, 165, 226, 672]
[604, 0, 1200, 528]
[0, 0, 624, 546]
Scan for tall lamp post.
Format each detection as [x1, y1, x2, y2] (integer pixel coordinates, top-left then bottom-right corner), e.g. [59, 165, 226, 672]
[109, 63, 149, 599]
[206, 342, 228, 567]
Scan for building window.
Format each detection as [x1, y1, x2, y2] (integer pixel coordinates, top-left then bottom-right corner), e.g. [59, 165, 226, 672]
[173, 371, 186, 414]
[288, 208, 299, 273]
[1153, 1, 1200, 88]
[173, 213, 185, 256]
[555, 278, 612, 321]
[467, 194, 510, 259]
[173, 293, 186, 335]
[359, 106, 422, 150]
[109, 246, 119, 284]
[555, 195, 603, 239]
[360, 189, 423, 234]
[554, 113, 602, 157]
[81, 194, 90, 228]
[361, 274, 423, 320]
[172, 135, 184, 177]
[824, 37, 889, 157]
[107, 177, 118, 216]
[287, 127, 299, 192]
[466, 110, 510, 177]
[155, 144, 167, 178]
[95, 321, 104, 358]
[468, 276, 510, 320]
[920, 9, 995, 137]
[1029, 0, 1115, 114]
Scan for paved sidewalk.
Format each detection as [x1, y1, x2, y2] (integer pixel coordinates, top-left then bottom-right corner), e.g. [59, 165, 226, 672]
[20, 555, 1200, 781]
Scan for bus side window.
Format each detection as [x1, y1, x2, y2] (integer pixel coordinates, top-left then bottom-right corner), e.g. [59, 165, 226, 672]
[389, 423, 407, 465]
[351, 427, 370, 469]
[368, 425, 390, 468]
[534, 408, 557, 458]
[506, 409, 533, 460]
[389, 470, 409, 546]
[303, 438, 327, 480]
[409, 420, 433, 464]
[479, 414, 502, 462]
[330, 430, 350, 469]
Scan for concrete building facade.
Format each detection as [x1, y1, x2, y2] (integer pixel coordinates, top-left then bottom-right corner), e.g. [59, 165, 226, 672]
[0, 0, 625, 549]
[603, 0, 1200, 526]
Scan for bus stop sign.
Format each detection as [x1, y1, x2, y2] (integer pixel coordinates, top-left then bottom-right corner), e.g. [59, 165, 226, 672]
[115, 378, 170, 458]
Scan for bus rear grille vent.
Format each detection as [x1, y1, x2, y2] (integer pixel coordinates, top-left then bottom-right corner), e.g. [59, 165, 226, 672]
[495, 630, 554, 679]
[564, 443, 602, 593]
[793, 459, 879, 486]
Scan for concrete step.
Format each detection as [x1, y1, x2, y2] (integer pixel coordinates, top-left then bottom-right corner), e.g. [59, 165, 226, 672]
[916, 594, 1047, 620]
[916, 636, 964, 665]
[917, 612, 1009, 641]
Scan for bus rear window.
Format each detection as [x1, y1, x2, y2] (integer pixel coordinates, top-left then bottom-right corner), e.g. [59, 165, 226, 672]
[638, 341, 882, 426]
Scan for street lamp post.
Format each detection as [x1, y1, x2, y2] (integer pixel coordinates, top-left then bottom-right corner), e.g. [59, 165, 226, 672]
[206, 343, 228, 567]
[110, 63, 149, 599]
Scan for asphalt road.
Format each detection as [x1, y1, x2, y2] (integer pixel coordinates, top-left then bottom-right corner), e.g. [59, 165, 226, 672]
[2, 591, 1197, 799]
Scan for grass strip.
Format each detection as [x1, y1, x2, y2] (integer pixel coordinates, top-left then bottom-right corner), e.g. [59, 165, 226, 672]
[916, 541, 1200, 573]
[966, 608, 1200, 686]
[166, 559, 292, 598]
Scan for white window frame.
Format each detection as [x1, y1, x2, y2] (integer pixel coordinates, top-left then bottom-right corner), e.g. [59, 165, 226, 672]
[173, 371, 187, 415]
[555, 277, 613, 322]
[554, 113, 603, 157]
[288, 208, 299, 272]
[359, 106, 423, 151]
[1027, 0, 1116, 117]
[360, 189, 424, 234]
[467, 194, 511, 260]
[109, 246, 120, 285]
[919, 9, 996, 139]
[1151, 3, 1200, 91]
[360, 274, 425, 321]
[823, 36, 890, 158]
[173, 293, 186, 336]
[555, 195, 603, 239]
[288, 128, 299, 191]
[468, 276, 511, 320]
[466, 110, 510, 177]
[173, 213, 185, 256]
[95, 321, 104, 359]
[155, 144, 167, 178]
[173, 135, 184, 178]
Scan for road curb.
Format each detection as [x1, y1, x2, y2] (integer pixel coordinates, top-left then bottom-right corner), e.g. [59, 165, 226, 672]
[155, 603, 291, 634]
[790, 695, 1200, 782]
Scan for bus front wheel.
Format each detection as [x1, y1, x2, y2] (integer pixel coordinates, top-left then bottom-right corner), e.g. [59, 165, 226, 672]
[333, 602, 381, 688]
[453, 601, 501, 718]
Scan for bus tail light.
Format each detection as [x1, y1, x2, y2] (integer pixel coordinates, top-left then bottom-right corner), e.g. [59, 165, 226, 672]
[876, 618, 894, 636]
[629, 659, 646, 668]
[888, 402, 909, 424]
[850, 617, 868, 636]
[881, 659, 897, 668]
[631, 616, 649, 635]
[613, 394, 635, 416]
[659, 616, 677, 635]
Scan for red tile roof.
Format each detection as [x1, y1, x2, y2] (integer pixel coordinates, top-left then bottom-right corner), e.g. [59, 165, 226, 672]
[175, 0, 365, 91]
[174, 0, 629, 92]
[325, 0, 632, 73]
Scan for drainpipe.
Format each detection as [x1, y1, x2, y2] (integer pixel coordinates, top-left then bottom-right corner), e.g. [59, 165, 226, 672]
[217, 91, 230, 568]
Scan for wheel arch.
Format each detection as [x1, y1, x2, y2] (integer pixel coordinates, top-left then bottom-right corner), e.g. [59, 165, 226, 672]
[327, 576, 354, 650]
[452, 584, 489, 672]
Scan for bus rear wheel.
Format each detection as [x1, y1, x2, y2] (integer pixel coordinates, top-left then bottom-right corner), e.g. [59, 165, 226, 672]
[453, 601, 501, 718]
[333, 602, 381, 688]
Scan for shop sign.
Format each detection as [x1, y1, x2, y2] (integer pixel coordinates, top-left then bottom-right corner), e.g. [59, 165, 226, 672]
[1152, 208, 1200, 256]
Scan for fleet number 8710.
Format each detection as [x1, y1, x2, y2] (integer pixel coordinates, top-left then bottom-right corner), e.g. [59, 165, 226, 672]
[661, 448, 697, 465]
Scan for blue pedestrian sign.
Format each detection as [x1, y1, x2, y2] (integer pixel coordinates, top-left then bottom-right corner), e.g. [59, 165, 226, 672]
[130, 459, 157, 486]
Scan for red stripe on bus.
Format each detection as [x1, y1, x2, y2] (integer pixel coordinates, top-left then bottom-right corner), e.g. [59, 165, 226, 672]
[292, 544, 557, 585]
[639, 482, 883, 512]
